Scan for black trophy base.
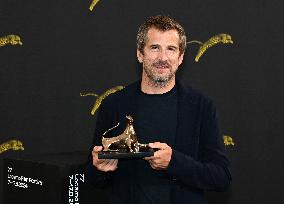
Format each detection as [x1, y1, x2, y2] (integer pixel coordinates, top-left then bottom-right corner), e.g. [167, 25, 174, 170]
[98, 149, 154, 159]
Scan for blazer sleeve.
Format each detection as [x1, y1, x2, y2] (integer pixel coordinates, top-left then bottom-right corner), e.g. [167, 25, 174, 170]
[166, 98, 232, 191]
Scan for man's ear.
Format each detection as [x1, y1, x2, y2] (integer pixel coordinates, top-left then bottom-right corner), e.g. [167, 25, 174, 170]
[137, 49, 144, 63]
[178, 52, 184, 65]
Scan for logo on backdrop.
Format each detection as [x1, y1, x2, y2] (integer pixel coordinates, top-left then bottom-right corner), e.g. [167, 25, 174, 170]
[7, 166, 43, 189]
[0, 140, 24, 154]
[80, 85, 124, 115]
[223, 135, 235, 146]
[187, 33, 233, 62]
[89, 0, 100, 11]
[0, 34, 23, 47]
[68, 173, 85, 204]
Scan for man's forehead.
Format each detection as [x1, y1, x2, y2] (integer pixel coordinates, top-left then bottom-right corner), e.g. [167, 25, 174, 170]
[145, 28, 180, 44]
[147, 27, 179, 36]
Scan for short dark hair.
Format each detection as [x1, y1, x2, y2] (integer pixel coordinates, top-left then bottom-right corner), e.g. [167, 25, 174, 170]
[137, 15, 187, 55]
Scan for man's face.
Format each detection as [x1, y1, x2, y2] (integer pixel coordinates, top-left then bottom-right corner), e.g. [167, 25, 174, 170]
[137, 28, 184, 87]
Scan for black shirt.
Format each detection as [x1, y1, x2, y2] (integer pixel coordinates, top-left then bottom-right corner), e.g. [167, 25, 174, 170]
[130, 86, 178, 204]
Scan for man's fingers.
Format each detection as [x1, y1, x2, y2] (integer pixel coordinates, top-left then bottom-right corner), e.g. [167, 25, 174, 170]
[100, 159, 113, 167]
[92, 146, 103, 159]
[110, 159, 118, 170]
[144, 156, 154, 160]
[148, 142, 161, 149]
[144, 148, 167, 160]
[145, 144, 172, 170]
[108, 159, 118, 167]
[91, 146, 118, 172]
[93, 146, 103, 152]
[145, 142, 170, 161]
[149, 161, 155, 169]
[148, 159, 161, 170]
[149, 142, 169, 150]
[98, 159, 118, 171]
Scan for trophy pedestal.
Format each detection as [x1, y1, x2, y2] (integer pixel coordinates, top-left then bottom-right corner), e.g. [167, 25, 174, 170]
[98, 149, 154, 159]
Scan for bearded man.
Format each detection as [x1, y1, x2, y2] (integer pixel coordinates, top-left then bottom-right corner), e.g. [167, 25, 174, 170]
[86, 15, 231, 204]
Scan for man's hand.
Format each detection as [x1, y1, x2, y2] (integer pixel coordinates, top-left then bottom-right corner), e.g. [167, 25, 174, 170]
[144, 142, 172, 170]
[92, 146, 118, 172]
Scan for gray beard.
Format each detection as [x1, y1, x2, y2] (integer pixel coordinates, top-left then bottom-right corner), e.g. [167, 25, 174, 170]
[144, 67, 174, 88]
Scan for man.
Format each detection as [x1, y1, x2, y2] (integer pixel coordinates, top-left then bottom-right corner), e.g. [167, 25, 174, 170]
[86, 15, 231, 204]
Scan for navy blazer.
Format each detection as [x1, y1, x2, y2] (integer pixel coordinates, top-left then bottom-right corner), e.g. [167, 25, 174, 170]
[86, 80, 231, 204]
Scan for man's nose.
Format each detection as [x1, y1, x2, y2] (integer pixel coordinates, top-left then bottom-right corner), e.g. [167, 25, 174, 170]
[158, 49, 168, 61]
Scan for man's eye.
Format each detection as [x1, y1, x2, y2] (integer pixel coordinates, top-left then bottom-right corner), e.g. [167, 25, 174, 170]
[168, 47, 177, 52]
[150, 46, 159, 50]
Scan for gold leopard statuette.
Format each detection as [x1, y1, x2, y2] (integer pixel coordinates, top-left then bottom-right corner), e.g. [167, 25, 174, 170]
[102, 115, 148, 152]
